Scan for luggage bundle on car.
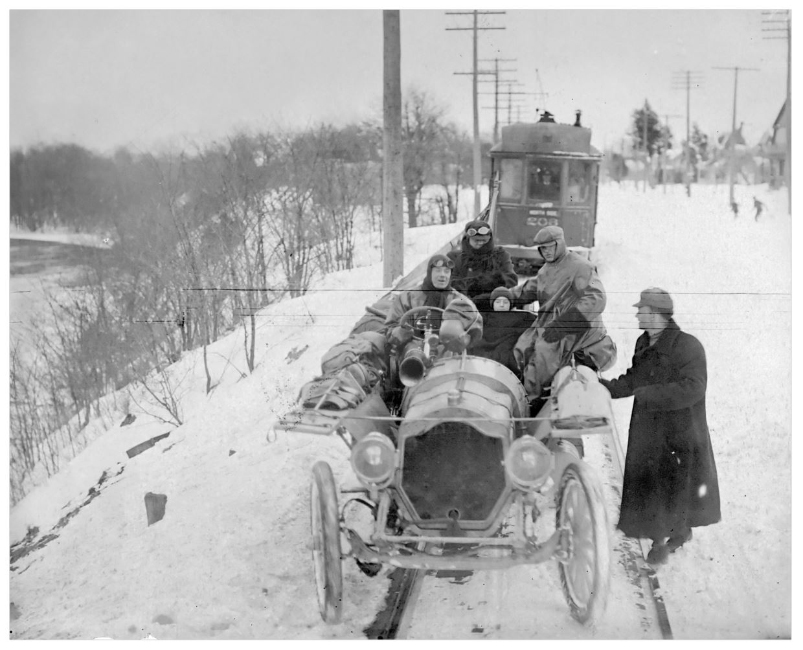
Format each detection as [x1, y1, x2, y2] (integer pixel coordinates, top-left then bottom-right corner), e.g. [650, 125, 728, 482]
[298, 331, 388, 410]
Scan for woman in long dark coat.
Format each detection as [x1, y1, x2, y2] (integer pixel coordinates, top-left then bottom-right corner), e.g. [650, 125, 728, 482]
[601, 287, 721, 565]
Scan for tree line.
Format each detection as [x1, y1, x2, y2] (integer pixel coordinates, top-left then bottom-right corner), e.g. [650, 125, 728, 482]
[8, 89, 478, 503]
[603, 100, 776, 187]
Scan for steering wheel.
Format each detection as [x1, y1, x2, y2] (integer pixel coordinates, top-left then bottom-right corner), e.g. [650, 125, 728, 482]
[398, 306, 445, 338]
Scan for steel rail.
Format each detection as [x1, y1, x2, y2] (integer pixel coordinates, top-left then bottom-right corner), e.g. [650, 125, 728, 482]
[606, 411, 674, 639]
[363, 541, 428, 640]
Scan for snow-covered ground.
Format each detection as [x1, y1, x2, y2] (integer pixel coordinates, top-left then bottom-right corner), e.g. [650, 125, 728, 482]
[8, 182, 793, 640]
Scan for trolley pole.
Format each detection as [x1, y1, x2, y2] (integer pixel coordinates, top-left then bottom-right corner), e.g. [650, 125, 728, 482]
[446, 11, 505, 216]
[713, 65, 759, 208]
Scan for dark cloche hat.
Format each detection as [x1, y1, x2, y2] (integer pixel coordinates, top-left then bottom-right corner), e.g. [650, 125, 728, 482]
[490, 286, 513, 302]
[634, 287, 674, 316]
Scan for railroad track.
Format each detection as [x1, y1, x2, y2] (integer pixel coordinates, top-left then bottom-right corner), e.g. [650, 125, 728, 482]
[604, 412, 674, 639]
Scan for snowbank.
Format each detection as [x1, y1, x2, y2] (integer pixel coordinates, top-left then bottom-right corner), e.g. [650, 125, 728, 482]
[9, 182, 792, 639]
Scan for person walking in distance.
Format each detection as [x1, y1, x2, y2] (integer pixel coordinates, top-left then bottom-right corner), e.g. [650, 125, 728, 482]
[753, 196, 765, 221]
[601, 288, 721, 566]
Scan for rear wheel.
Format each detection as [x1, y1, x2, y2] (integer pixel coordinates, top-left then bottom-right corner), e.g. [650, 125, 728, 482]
[556, 463, 611, 624]
[310, 461, 343, 623]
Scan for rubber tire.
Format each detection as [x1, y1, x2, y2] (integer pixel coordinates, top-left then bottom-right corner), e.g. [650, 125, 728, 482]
[556, 462, 611, 625]
[310, 461, 343, 623]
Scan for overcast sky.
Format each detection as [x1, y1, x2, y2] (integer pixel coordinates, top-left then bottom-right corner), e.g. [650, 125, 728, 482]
[7, 6, 791, 155]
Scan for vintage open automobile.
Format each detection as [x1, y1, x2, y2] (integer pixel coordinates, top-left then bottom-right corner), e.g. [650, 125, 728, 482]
[276, 304, 614, 626]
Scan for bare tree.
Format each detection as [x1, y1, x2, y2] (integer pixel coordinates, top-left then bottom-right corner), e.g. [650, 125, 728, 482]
[433, 123, 473, 224]
[402, 88, 448, 228]
[263, 130, 326, 297]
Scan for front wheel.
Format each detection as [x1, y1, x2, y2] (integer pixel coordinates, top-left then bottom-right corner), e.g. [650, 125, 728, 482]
[310, 461, 343, 623]
[556, 462, 611, 625]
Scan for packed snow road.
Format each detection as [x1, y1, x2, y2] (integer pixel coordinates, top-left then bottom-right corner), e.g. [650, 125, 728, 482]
[9, 183, 791, 640]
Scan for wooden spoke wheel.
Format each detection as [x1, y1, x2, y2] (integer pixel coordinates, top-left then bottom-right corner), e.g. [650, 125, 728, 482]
[310, 461, 343, 623]
[556, 462, 611, 625]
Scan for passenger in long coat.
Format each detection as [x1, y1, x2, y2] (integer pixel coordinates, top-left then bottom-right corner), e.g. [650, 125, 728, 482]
[601, 287, 721, 565]
[447, 220, 519, 301]
[513, 225, 617, 397]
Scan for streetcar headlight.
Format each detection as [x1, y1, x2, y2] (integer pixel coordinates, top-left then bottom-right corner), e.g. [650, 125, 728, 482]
[505, 436, 554, 490]
[350, 432, 396, 488]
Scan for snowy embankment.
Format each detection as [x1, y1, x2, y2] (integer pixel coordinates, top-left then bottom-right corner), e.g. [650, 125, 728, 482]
[9, 183, 792, 640]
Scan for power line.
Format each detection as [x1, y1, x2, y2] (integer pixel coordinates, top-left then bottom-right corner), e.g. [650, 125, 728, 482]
[446, 11, 506, 216]
[712, 65, 760, 208]
[671, 70, 704, 197]
[478, 57, 517, 142]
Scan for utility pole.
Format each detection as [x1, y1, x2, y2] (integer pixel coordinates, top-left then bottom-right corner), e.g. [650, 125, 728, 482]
[382, 11, 403, 286]
[672, 70, 704, 197]
[446, 10, 505, 216]
[713, 65, 760, 208]
[762, 10, 791, 213]
[642, 99, 649, 193]
[661, 113, 683, 194]
[499, 83, 535, 124]
[478, 57, 516, 142]
[479, 82, 520, 139]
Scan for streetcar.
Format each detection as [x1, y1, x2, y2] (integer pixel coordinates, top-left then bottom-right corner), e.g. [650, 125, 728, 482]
[486, 111, 602, 274]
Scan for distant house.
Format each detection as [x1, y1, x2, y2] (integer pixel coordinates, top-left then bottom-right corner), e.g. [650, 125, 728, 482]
[759, 100, 789, 188]
[703, 123, 760, 183]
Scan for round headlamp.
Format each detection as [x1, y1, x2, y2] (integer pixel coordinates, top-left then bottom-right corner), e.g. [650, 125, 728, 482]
[505, 435, 554, 490]
[350, 432, 396, 488]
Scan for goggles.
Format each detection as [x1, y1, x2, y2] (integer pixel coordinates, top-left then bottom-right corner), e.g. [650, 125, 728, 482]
[466, 226, 492, 237]
[431, 258, 454, 269]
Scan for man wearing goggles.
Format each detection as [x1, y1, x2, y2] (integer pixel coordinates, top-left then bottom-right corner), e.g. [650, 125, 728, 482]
[446, 219, 518, 305]
[429, 257, 455, 270]
[384, 254, 470, 347]
[511, 225, 617, 400]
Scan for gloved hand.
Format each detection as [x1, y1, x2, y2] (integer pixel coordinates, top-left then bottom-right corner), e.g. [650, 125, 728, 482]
[541, 324, 562, 343]
[389, 325, 413, 348]
[543, 306, 589, 342]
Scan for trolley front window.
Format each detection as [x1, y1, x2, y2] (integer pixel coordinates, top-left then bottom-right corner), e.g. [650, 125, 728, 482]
[527, 160, 562, 203]
[567, 161, 592, 205]
[499, 158, 523, 202]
